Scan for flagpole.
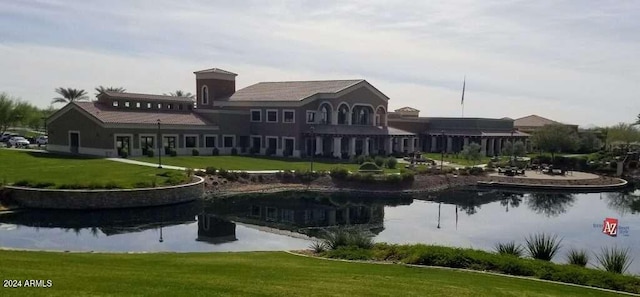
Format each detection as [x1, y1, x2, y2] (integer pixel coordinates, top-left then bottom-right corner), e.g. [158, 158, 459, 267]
[461, 76, 466, 118]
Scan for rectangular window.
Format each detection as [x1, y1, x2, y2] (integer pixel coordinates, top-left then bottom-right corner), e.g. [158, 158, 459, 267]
[266, 207, 277, 221]
[136, 102, 141, 108]
[205, 136, 217, 148]
[112, 101, 119, 107]
[140, 136, 154, 150]
[266, 110, 278, 123]
[167, 104, 173, 109]
[283, 110, 295, 123]
[147, 103, 152, 109]
[185, 136, 197, 148]
[223, 136, 234, 148]
[306, 111, 316, 123]
[124, 101, 130, 107]
[250, 110, 262, 122]
[281, 209, 294, 223]
[157, 103, 162, 109]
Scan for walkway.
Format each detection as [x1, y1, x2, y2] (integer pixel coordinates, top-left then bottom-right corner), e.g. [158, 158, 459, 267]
[488, 170, 600, 180]
[106, 158, 282, 174]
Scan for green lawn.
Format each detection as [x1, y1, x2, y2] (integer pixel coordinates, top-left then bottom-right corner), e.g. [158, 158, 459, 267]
[0, 250, 620, 297]
[132, 155, 399, 172]
[421, 152, 494, 166]
[0, 149, 184, 188]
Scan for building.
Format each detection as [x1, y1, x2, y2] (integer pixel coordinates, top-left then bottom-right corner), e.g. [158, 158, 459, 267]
[514, 114, 579, 134]
[47, 67, 528, 158]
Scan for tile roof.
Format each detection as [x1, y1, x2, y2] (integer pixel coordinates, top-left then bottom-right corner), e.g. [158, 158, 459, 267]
[193, 68, 238, 76]
[424, 129, 529, 137]
[309, 125, 415, 136]
[225, 80, 364, 101]
[514, 115, 562, 127]
[103, 91, 195, 103]
[395, 106, 420, 112]
[74, 102, 211, 126]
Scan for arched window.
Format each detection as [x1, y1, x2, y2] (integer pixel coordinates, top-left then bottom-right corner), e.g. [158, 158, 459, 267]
[201, 85, 209, 105]
[321, 106, 329, 124]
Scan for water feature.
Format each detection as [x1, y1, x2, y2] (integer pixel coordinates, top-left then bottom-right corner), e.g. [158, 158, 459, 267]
[1, 188, 639, 274]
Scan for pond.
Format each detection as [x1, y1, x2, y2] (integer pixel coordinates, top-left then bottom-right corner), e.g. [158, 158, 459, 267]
[1, 187, 639, 274]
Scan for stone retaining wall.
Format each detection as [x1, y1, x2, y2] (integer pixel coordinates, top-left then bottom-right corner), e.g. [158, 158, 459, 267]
[3, 176, 204, 209]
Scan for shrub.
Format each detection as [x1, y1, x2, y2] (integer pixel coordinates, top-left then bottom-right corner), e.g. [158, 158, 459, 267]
[185, 168, 195, 177]
[374, 156, 385, 167]
[239, 171, 250, 179]
[400, 171, 414, 182]
[322, 229, 374, 250]
[525, 233, 562, 261]
[146, 149, 155, 158]
[296, 170, 320, 183]
[192, 149, 200, 156]
[205, 167, 217, 175]
[212, 147, 219, 156]
[385, 174, 402, 184]
[329, 167, 349, 180]
[468, 167, 484, 176]
[119, 148, 129, 158]
[495, 241, 524, 257]
[567, 248, 589, 267]
[217, 169, 228, 177]
[595, 246, 633, 274]
[231, 148, 238, 155]
[309, 240, 327, 253]
[385, 157, 398, 169]
[168, 148, 177, 157]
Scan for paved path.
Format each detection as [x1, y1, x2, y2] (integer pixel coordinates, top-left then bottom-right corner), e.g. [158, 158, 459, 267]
[106, 158, 282, 174]
[488, 170, 599, 180]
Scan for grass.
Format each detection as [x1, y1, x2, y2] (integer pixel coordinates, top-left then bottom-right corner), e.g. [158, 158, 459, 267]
[0, 250, 624, 297]
[132, 155, 401, 172]
[421, 153, 493, 166]
[0, 149, 186, 189]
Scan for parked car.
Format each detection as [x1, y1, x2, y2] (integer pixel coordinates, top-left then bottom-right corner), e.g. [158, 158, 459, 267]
[35, 136, 48, 146]
[1, 133, 19, 142]
[8, 136, 30, 147]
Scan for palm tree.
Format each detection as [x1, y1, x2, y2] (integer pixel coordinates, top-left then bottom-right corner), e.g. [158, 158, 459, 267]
[95, 86, 126, 97]
[633, 113, 640, 126]
[51, 88, 89, 104]
[165, 90, 194, 99]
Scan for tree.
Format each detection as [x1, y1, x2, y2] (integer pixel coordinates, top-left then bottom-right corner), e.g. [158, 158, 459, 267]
[0, 92, 16, 134]
[461, 142, 482, 165]
[501, 141, 513, 157]
[165, 90, 194, 98]
[634, 113, 640, 126]
[530, 124, 579, 161]
[578, 131, 603, 153]
[52, 88, 89, 104]
[0, 93, 45, 134]
[607, 123, 640, 152]
[513, 140, 526, 157]
[95, 86, 126, 97]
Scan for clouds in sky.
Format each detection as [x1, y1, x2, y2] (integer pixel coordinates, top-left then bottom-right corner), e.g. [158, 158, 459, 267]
[1, 0, 639, 126]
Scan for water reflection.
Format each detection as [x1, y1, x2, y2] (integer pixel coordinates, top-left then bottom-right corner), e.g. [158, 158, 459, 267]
[605, 189, 640, 215]
[526, 193, 575, 217]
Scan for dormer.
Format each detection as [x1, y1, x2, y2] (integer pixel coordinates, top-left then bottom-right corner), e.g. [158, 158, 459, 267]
[194, 68, 237, 109]
[394, 106, 420, 117]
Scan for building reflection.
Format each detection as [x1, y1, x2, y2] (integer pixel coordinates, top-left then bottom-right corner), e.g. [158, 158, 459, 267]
[202, 191, 412, 237]
[196, 214, 237, 244]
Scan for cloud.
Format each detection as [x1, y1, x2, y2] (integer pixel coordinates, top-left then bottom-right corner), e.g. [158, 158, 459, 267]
[0, 0, 639, 126]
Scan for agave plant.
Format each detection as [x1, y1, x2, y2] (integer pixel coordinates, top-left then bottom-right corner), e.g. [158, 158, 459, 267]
[566, 248, 589, 267]
[595, 246, 633, 274]
[525, 233, 562, 261]
[322, 228, 374, 250]
[309, 240, 327, 253]
[494, 241, 524, 257]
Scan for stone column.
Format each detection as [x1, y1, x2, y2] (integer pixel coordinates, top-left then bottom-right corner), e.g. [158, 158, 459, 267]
[496, 138, 502, 156]
[349, 137, 356, 157]
[315, 136, 323, 155]
[463, 137, 469, 149]
[431, 136, 437, 152]
[480, 138, 487, 156]
[399, 137, 406, 153]
[333, 137, 342, 158]
[331, 112, 338, 125]
[446, 136, 453, 153]
[364, 137, 370, 155]
[385, 137, 393, 155]
[488, 138, 495, 156]
[347, 112, 352, 125]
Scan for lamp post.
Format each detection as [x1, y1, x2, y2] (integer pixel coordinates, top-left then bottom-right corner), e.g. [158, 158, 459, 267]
[157, 119, 162, 169]
[310, 126, 315, 172]
[440, 130, 445, 171]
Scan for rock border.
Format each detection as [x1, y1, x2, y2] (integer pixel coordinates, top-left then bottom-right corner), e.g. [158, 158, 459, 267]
[3, 176, 204, 209]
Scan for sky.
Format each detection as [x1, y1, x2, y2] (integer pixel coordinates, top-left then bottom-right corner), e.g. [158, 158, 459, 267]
[1, 0, 639, 127]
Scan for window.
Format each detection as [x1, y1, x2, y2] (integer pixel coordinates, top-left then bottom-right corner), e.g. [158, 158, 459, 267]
[147, 103, 152, 109]
[281, 209, 294, 223]
[266, 207, 277, 221]
[140, 136, 154, 150]
[163, 136, 176, 149]
[205, 136, 217, 148]
[167, 103, 173, 109]
[223, 136, 234, 148]
[283, 110, 295, 123]
[112, 101, 119, 107]
[185, 136, 197, 148]
[157, 103, 162, 109]
[306, 111, 316, 123]
[135, 102, 141, 108]
[201, 85, 209, 105]
[250, 205, 261, 217]
[250, 109, 261, 122]
[124, 101, 130, 107]
[266, 110, 278, 123]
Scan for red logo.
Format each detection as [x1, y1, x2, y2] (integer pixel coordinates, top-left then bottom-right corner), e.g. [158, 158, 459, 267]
[602, 218, 618, 237]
